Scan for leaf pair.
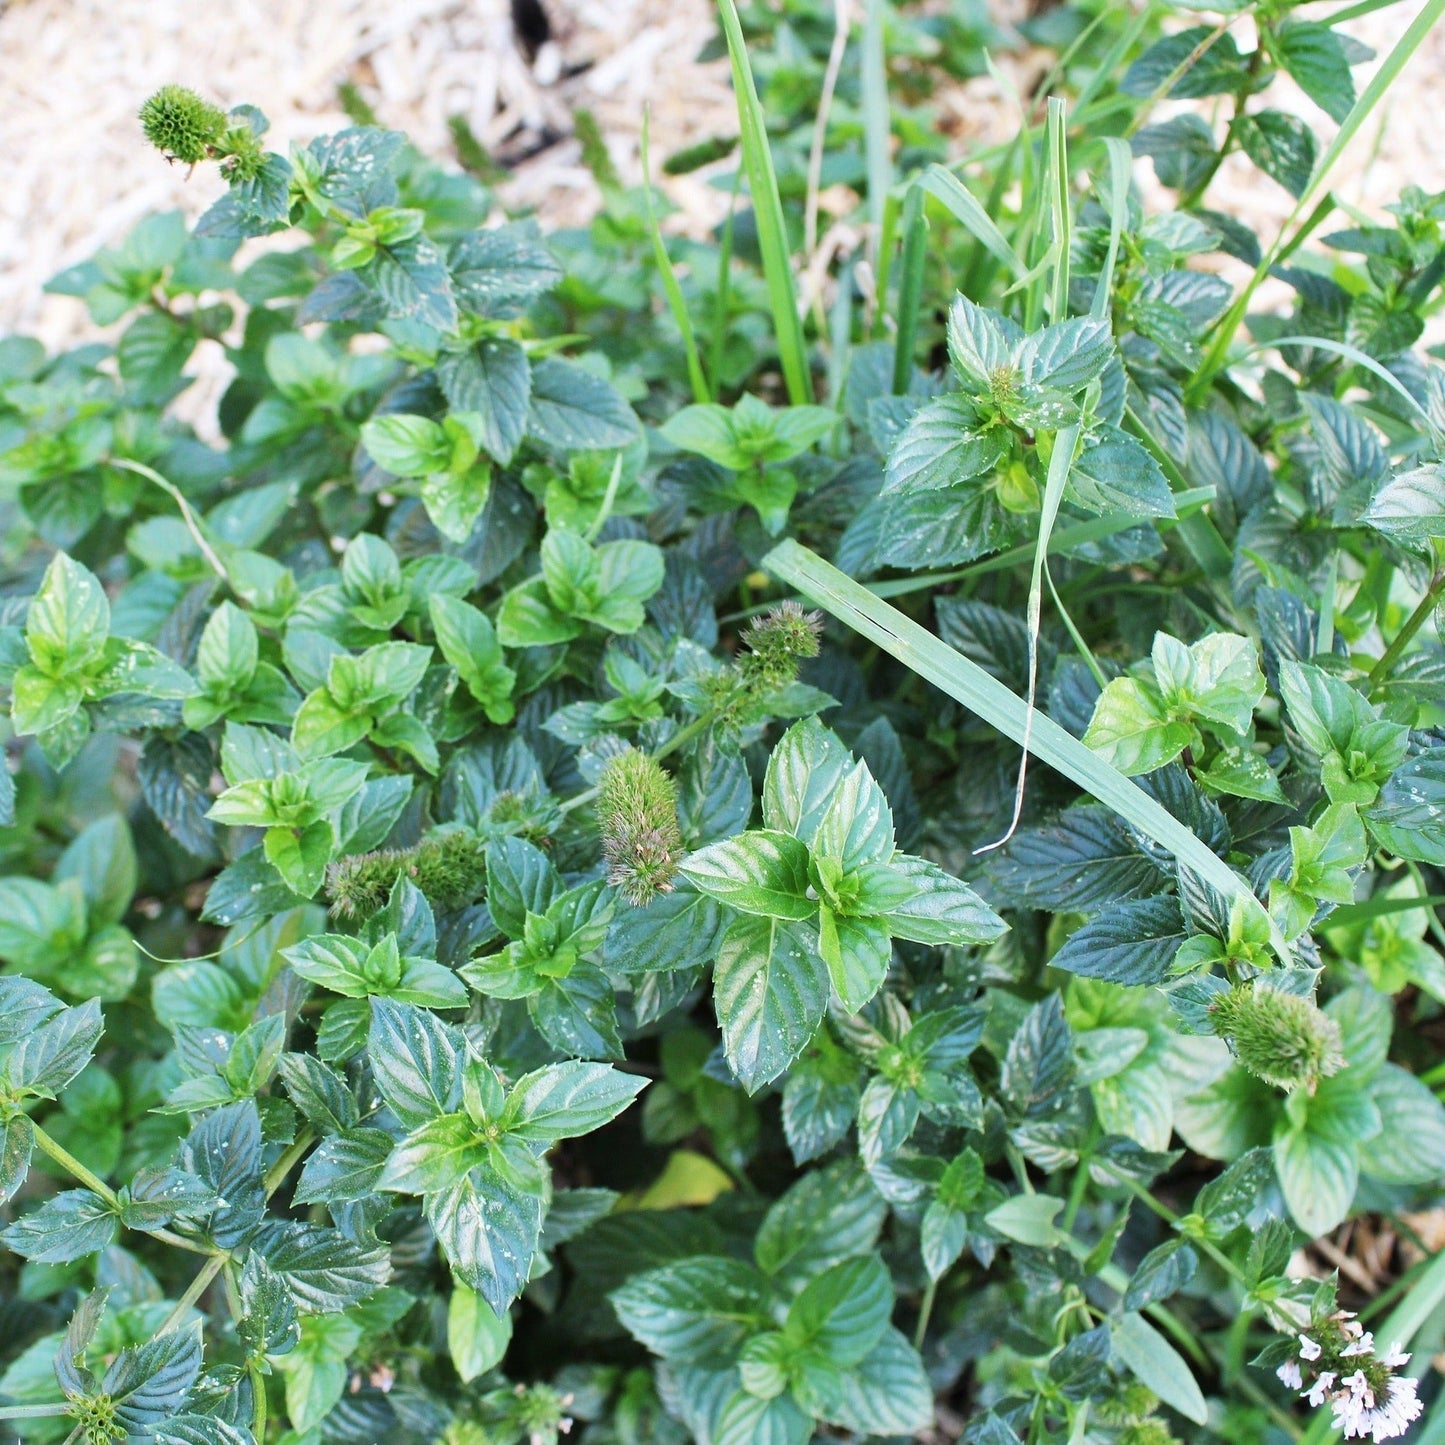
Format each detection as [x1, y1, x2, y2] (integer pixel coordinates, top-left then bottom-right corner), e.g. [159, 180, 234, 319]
[367, 998, 644, 1312]
[680, 718, 1005, 1090]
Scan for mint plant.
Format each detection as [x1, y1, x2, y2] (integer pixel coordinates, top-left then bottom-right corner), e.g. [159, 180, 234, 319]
[0, 3, 1443, 1437]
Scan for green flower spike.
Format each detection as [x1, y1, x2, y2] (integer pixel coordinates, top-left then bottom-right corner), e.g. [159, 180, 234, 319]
[139, 85, 226, 165]
[597, 747, 684, 906]
[1209, 982, 1346, 1094]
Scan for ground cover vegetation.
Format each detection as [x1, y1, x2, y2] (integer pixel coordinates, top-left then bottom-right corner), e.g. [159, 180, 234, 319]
[0, 0, 1443, 1440]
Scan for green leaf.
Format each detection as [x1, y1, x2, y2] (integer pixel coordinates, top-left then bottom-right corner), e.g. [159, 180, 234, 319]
[367, 233, 457, 331]
[1070, 426, 1175, 520]
[610, 1256, 774, 1363]
[293, 1128, 392, 1204]
[429, 593, 515, 722]
[526, 358, 639, 452]
[784, 1254, 892, 1366]
[1111, 1312, 1207, 1424]
[1083, 678, 1193, 776]
[367, 998, 463, 1127]
[714, 1388, 812, 1445]
[603, 886, 726, 974]
[984, 1193, 1064, 1247]
[1279, 660, 1407, 806]
[438, 338, 532, 465]
[2, 998, 105, 1098]
[1237, 109, 1317, 198]
[1050, 898, 1187, 985]
[661, 405, 746, 469]
[883, 853, 1007, 947]
[448, 1282, 512, 1382]
[25, 553, 109, 678]
[422, 463, 493, 545]
[817, 910, 891, 1012]
[496, 578, 580, 647]
[1363, 465, 1445, 545]
[1364, 1064, 1445, 1184]
[0, 1116, 33, 1206]
[275, 1313, 363, 1432]
[1273, 1119, 1358, 1235]
[824, 1326, 934, 1435]
[194, 601, 259, 695]
[754, 1162, 886, 1288]
[361, 413, 450, 477]
[425, 1145, 548, 1314]
[238, 1253, 300, 1360]
[713, 915, 828, 1092]
[3, 1188, 116, 1262]
[504, 1061, 647, 1146]
[485, 836, 563, 938]
[263, 819, 334, 898]
[1124, 1240, 1198, 1311]
[381, 1113, 488, 1194]
[880, 395, 1008, 496]
[105, 1325, 203, 1432]
[680, 831, 816, 921]
[0, 878, 87, 975]
[1276, 20, 1356, 123]
[448, 225, 561, 315]
[812, 760, 894, 871]
[762, 717, 854, 846]
[1368, 752, 1445, 863]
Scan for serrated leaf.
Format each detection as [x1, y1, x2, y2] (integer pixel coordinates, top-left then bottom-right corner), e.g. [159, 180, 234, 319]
[713, 915, 829, 1092]
[1050, 897, 1187, 985]
[610, 1256, 773, 1363]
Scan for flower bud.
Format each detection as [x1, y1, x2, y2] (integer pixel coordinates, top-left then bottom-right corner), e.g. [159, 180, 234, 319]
[139, 86, 226, 165]
[597, 748, 683, 906]
[326, 828, 488, 920]
[1209, 983, 1345, 1094]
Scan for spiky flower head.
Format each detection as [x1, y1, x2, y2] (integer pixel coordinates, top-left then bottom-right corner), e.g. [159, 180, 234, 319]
[326, 828, 488, 921]
[744, 600, 822, 665]
[1209, 983, 1345, 1094]
[139, 86, 226, 165]
[597, 748, 683, 906]
[738, 600, 822, 695]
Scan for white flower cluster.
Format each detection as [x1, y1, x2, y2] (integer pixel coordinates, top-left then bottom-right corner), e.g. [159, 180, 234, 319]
[1276, 1313, 1422, 1442]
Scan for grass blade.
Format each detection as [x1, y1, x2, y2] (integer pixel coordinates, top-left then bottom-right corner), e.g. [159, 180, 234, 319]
[761, 538, 1287, 957]
[804, 0, 851, 259]
[716, 0, 812, 404]
[891, 183, 927, 393]
[920, 164, 1026, 282]
[640, 111, 710, 404]
[709, 170, 742, 398]
[983, 99, 1075, 853]
[862, 0, 891, 265]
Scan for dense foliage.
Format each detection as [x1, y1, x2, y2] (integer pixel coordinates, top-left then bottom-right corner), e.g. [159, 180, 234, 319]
[0, 0, 1444, 1441]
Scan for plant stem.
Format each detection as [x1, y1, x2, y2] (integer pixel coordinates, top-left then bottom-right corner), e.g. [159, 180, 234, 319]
[31, 1123, 118, 1207]
[914, 1277, 938, 1350]
[109, 457, 235, 588]
[158, 1251, 228, 1336]
[263, 1128, 316, 1196]
[1097, 1162, 1250, 1288]
[0, 1404, 72, 1419]
[1368, 571, 1445, 687]
[251, 1361, 268, 1442]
